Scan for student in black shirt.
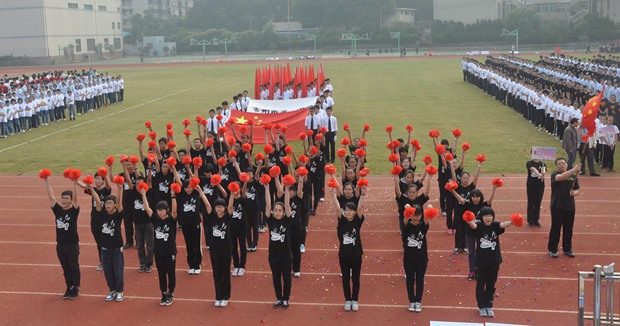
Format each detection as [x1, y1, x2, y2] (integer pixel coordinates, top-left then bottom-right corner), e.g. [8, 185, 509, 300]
[394, 171, 431, 235]
[44, 176, 80, 300]
[526, 158, 546, 227]
[79, 171, 110, 272]
[450, 155, 481, 254]
[329, 181, 367, 312]
[465, 207, 517, 318]
[131, 175, 154, 273]
[243, 168, 261, 252]
[206, 197, 233, 307]
[264, 181, 293, 309]
[548, 158, 581, 258]
[229, 180, 247, 277]
[276, 177, 304, 277]
[143, 195, 177, 306]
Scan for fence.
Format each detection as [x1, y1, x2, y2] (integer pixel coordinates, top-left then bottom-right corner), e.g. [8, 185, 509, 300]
[579, 263, 619, 326]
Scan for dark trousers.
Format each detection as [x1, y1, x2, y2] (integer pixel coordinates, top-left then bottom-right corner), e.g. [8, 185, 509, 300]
[526, 181, 545, 225]
[453, 210, 467, 249]
[230, 223, 247, 268]
[579, 144, 596, 174]
[182, 224, 202, 269]
[90, 224, 102, 263]
[300, 208, 309, 244]
[135, 222, 154, 267]
[311, 172, 325, 209]
[476, 264, 499, 308]
[324, 132, 336, 162]
[445, 192, 455, 230]
[122, 208, 134, 244]
[56, 244, 80, 288]
[155, 254, 176, 293]
[246, 209, 260, 248]
[269, 254, 292, 301]
[548, 207, 575, 253]
[101, 247, 124, 292]
[339, 255, 362, 301]
[290, 225, 303, 273]
[466, 235, 476, 273]
[210, 248, 232, 300]
[404, 262, 426, 303]
[602, 144, 615, 169]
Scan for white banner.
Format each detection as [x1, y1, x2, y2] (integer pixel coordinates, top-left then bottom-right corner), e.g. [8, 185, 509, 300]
[531, 146, 556, 161]
[246, 97, 318, 114]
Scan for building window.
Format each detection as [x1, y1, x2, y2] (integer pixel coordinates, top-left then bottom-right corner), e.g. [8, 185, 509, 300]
[104, 38, 109, 44]
[117, 22, 121, 29]
[84, 4, 93, 10]
[99, 5, 106, 11]
[114, 38, 121, 50]
[68, 3, 78, 9]
[75, 39, 82, 52]
[112, 22, 115, 29]
[87, 38, 96, 51]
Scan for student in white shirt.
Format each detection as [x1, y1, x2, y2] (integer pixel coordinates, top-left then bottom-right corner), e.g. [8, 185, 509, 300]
[600, 116, 618, 172]
[0, 101, 6, 137]
[304, 106, 319, 145]
[322, 106, 338, 163]
[66, 90, 76, 120]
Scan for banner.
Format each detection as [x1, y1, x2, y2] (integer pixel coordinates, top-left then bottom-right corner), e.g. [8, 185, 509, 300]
[246, 97, 318, 114]
[531, 146, 556, 161]
[227, 109, 309, 144]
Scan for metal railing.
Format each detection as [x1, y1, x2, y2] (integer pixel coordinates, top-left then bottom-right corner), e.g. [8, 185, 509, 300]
[579, 263, 619, 326]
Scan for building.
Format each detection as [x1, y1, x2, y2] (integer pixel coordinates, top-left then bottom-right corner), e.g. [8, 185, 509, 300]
[593, 0, 620, 24]
[382, 8, 416, 27]
[0, 0, 123, 63]
[121, 0, 193, 30]
[142, 36, 176, 56]
[434, 0, 506, 24]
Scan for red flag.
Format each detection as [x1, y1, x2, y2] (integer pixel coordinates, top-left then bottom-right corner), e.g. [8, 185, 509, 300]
[227, 110, 309, 144]
[301, 64, 308, 98]
[581, 87, 604, 137]
[317, 63, 325, 88]
[269, 67, 275, 100]
[254, 68, 260, 99]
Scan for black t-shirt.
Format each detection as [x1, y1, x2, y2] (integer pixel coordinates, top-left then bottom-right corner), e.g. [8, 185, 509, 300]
[473, 221, 505, 267]
[120, 171, 138, 203]
[337, 194, 359, 210]
[207, 211, 232, 253]
[199, 176, 220, 205]
[175, 163, 189, 182]
[152, 215, 177, 256]
[397, 194, 429, 217]
[289, 195, 303, 228]
[463, 200, 490, 237]
[403, 220, 429, 264]
[550, 171, 580, 210]
[454, 183, 475, 215]
[526, 160, 546, 185]
[190, 147, 208, 165]
[337, 214, 364, 259]
[176, 190, 202, 226]
[131, 190, 151, 224]
[267, 215, 292, 257]
[220, 163, 236, 187]
[52, 203, 80, 245]
[230, 197, 245, 225]
[85, 186, 110, 221]
[244, 180, 259, 209]
[98, 210, 123, 249]
[152, 171, 175, 205]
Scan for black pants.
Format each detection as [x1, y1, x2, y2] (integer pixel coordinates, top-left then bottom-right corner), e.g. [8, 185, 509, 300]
[602, 144, 615, 169]
[579, 144, 596, 174]
[56, 244, 80, 288]
[90, 221, 102, 263]
[269, 254, 292, 301]
[182, 224, 202, 269]
[230, 222, 247, 268]
[290, 225, 303, 273]
[155, 254, 176, 294]
[445, 191, 455, 230]
[476, 264, 499, 308]
[300, 207, 309, 244]
[453, 209, 467, 249]
[548, 207, 575, 253]
[404, 262, 426, 303]
[339, 255, 362, 301]
[324, 132, 336, 162]
[246, 208, 260, 248]
[311, 171, 325, 209]
[438, 185, 449, 224]
[122, 207, 134, 244]
[526, 181, 545, 225]
[210, 248, 231, 300]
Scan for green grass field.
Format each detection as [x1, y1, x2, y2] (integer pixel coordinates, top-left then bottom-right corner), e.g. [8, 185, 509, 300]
[0, 58, 592, 175]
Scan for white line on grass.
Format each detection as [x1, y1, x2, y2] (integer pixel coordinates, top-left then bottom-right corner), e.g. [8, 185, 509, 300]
[0, 88, 192, 154]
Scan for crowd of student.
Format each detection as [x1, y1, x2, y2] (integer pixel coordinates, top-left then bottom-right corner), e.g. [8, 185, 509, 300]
[0, 69, 124, 138]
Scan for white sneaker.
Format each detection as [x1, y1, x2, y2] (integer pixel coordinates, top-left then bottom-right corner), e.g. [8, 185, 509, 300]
[215, 300, 221, 307]
[319, 198, 324, 202]
[344, 301, 352, 311]
[351, 301, 359, 311]
[294, 272, 301, 278]
[237, 268, 245, 277]
[408, 303, 415, 312]
[300, 244, 305, 253]
[220, 300, 228, 307]
[232, 268, 239, 277]
[194, 268, 201, 275]
[415, 302, 422, 312]
[188, 268, 195, 275]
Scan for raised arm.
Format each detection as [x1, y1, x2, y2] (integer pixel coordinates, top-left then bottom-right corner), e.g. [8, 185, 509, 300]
[421, 171, 431, 197]
[472, 163, 482, 186]
[197, 186, 210, 215]
[88, 184, 102, 212]
[44, 177, 58, 208]
[116, 183, 124, 213]
[142, 189, 153, 217]
[71, 181, 78, 208]
[264, 183, 271, 215]
[357, 185, 367, 216]
[555, 163, 581, 182]
[284, 184, 292, 217]
[450, 188, 466, 205]
[394, 174, 402, 198]
[487, 185, 498, 206]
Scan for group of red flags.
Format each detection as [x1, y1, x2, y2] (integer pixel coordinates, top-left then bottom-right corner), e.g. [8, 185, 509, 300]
[254, 63, 326, 100]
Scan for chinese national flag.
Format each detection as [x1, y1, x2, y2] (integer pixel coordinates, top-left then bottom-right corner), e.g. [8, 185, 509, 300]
[581, 87, 604, 137]
[227, 109, 309, 144]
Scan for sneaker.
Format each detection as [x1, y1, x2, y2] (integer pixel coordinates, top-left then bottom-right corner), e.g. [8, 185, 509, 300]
[165, 293, 174, 306]
[194, 268, 201, 275]
[122, 242, 133, 249]
[282, 300, 289, 309]
[467, 272, 475, 281]
[408, 303, 415, 312]
[414, 302, 422, 312]
[294, 272, 301, 278]
[319, 198, 324, 202]
[69, 287, 79, 300]
[463, 248, 469, 254]
[479, 308, 488, 317]
[237, 268, 245, 277]
[453, 248, 459, 254]
[138, 265, 146, 273]
[188, 268, 195, 275]
[145, 265, 153, 273]
[300, 244, 305, 253]
[105, 292, 117, 301]
[273, 300, 282, 309]
[534, 222, 542, 228]
[160, 293, 167, 306]
[345, 301, 352, 311]
[590, 173, 601, 177]
[116, 292, 124, 302]
[486, 308, 495, 317]
[549, 251, 559, 258]
[564, 251, 575, 258]
[232, 268, 239, 277]
[446, 229, 452, 235]
[62, 288, 71, 300]
[96, 263, 104, 271]
[215, 300, 222, 307]
[351, 301, 359, 311]
[220, 300, 228, 307]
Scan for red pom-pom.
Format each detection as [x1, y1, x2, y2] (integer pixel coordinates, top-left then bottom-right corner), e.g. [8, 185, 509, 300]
[210, 174, 222, 186]
[306, 129, 314, 137]
[337, 148, 347, 158]
[148, 131, 157, 140]
[228, 117, 237, 125]
[310, 146, 318, 155]
[263, 144, 274, 155]
[97, 167, 108, 178]
[425, 166, 438, 175]
[269, 166, 281, 178]
[410, 139, 421, 151]
[166, 123, 173, 130]
[404, 206, 416, 218]
[166, 129, 174, 137]
[239, 172, 251, 183]
[359, 139, 368, 147]
[425, 207, 439, 219]
[189, 177, 200, 189]
[357, 179, 369, 188]
[435, 145, 446, 155]
[359, 168, 370, 177]
[217, 157, 227, 167]
[145, 121, 152, 129]
[280, 126, 288, 133]
[298, 154, 309, 163]
[113, 175, 125, 185]
[228, 182, 240, 193]
[255, 152, 265, 161]
[406, 125, 414, 133]
[147, 154, 157, 163]
[282, 156, 293, 166]
[296, 167, 309, 176]
[422, 156, 433, 165]
[136, 133, 146, 142]
[341, 137, 350, 146]
[511, 213, 524, 227]
[200, 119, 208, 126]
[260, 174, 272, 185]
[475, 154, 486, 163]
[38, 168, 52, 179]
[242, 143, 252, 153]
[391, 165, 403, 175]
[388, 153, 399, 163]
[263, 123, 273, 130]
[167, 141, 176, 150]
[284, 145, 293, 155]
[195, 116, 203, 123]
[182, 157, 192, 165]
[463, 210, 476, 223]
[581, 135, 589, 142]
[171, 183, 181, 194]
[182, 119, 191, 127]
[228, 150, 237, 159]
[120, 155, 129, 163]
[137, 182, 149, 193]
[282, 175, 296, 186]
[69, 169, 81, 181]
[386, 125, 393, 133]
[82, 175, 94, 185]
[492, 178, 504, 188]
[319, 126, 327, 134]
[445, 181, 459, 191]
[239, 126, 248, 134]
[343, 123, 349, 131]
[105, 156, 115, 166]
[445, 153, 454, 161]
[363, 124, 370, 132]
[218, 126, 227, 135]
[315, 133, 323, 141]
[205, 139, 214, 147]
[452, 129, 462, 138]
[193, 157, 203, 167]
[299, 133, 307, 140]
[324, 164, 337, 175]
[216, 115, 223, 121]
[327, 178, 339, 189]
[355, 148, 366, 157]
[148, 140, 157, 149]
[166, 157, 177, 166]
[129, 156, 139, 164]
[183, 129, 192, 137]
[462, 142, 471, 151]
[247, 119, 254, 126]
[429, 129, 440, 138]
[273, 123, 281, 131]
[225, 137, 235, 147]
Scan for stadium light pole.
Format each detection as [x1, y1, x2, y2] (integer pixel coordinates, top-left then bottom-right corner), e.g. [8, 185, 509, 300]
[500, 29, 519, 52]
[341, 33, 370, 57]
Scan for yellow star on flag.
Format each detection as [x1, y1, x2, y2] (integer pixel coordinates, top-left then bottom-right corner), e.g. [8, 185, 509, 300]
[236, 116, 248, 124]
[588, 110, 593, 115]
[592, 101, 597, 106]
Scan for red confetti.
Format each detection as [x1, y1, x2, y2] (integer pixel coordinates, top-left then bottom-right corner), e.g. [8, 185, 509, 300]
[385, 125, 393, 133]
[324, 164, 337, 175]
[97, 167, 108, 178]
[428, 129, 440, 138]
[388, 153, 399, 163]
[189, 177, 200, 189]
[239, 172, 251, 183]
[105, 156, 115, 166]
[296, 167, 308, 176]
[259, 174, 272, 185]
[359, 168, 370, 177]
[113, 175, 125, 185]
[422, 156, 433, 165]
[452, 128, 462, 138]
[425, 165, 438, 175]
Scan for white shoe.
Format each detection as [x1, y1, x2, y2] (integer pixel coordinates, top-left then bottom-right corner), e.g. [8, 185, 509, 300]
[294, 272, 301, 278]
[408, 303, 415, 312]
[188, 268, 195, 275]
[351, 301, 359, 311]
[319, 198, 324, 202]
[237, 268, 245, 277]
[194, 268, 201, 275]
[300, 244, 305, 253]
[232, 268, 239, 277]
[215, 300, 221, 307]
[415, 302, 422, 312]
[220, 300, 228, 307]
[344, 301, 352, 311]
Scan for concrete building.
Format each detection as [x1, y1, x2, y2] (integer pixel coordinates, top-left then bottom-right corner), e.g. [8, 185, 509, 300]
[382, 8, 416, 27]
[434, 0, 506, 24]
[142, 36, 176, 56]
[121, 0, 193, 30]
[0, 0, 123, 63]
[593, 0, 620, 23]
